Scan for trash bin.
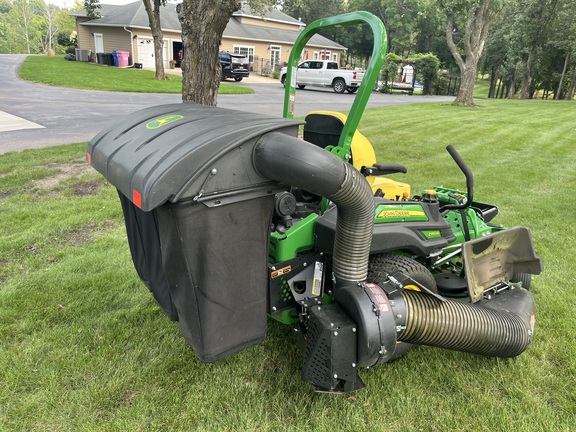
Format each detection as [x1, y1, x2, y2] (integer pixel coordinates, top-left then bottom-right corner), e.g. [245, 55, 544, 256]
[112, 50, 118, 67]
[96, 52, 105, 65]
[117, 51, 130, 67]
[104, 53, 114, 66]
[87, 103, 303, 362]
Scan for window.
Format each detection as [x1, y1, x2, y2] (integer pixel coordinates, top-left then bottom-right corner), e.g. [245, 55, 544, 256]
[233, 45, 255, 63]
[332, 53, 338, 63]
[313, 50, 331, 60]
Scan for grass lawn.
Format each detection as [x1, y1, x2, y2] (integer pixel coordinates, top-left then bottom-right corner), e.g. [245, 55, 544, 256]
[1, 99, 575, 431]
[18, 55, 253, 95]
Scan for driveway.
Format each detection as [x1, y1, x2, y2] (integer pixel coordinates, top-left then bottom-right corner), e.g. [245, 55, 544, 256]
[0, 55, 453, 155]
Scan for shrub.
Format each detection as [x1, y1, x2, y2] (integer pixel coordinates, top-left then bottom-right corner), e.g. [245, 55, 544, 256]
[407, 53, 440, 95]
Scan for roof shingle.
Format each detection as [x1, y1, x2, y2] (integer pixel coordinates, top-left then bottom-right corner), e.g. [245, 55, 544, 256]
[74, 2, 344, 49]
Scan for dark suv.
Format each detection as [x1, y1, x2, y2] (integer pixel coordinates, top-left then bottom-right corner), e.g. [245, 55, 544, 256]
[219, 51, 250, 82]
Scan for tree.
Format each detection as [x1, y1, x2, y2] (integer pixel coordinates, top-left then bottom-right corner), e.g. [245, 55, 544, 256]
[83, 0, 100, 19]
[0, 0, 75, 54]
[282, 0, 343, 26]
[347, 0, 422, 57]
[517, 0, 559, 99]
[40, 2, 70, 52]
[142, 0, 168, 81]
[444, 0, 493, 106]
[479, 0, 523, 99]
[177, 0, 276, 105]
[280, 0, 306, 21]
[11, 0, 44, 53]
[548, 0, 576, 100]
[281, 0, 345, 45]
[480, 0, 576, 100]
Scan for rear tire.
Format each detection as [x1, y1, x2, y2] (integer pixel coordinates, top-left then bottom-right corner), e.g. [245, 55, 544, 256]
[298, 84, 306, 89]
[512, 272, 532, 290]
[346, 86, 358, 93]
[333, 78, 346, 93]
[367, 254, 437, 291]
[234, 77, 243, 82]
[281, 74, 286, 87]
[367, 253, 437, 362]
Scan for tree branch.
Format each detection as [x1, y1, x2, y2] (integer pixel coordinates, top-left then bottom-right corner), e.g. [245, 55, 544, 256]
[446, 14, 464, 71]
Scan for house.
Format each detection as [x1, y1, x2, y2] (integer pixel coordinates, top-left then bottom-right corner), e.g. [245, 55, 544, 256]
[71, 3, 345, 73]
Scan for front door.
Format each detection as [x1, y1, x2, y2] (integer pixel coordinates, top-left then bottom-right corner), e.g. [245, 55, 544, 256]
[94, 33, 104, 53]
[270, 45, 281, 72]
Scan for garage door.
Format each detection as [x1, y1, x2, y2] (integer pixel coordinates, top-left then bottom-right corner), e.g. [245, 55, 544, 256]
[137, 38, 168, 68]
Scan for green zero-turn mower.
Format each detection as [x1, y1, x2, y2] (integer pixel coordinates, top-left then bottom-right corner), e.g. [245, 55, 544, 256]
[87, 12, 542, 393]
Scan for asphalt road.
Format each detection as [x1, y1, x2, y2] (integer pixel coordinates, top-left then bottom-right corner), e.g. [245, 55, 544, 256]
[0, 54, 453, 155]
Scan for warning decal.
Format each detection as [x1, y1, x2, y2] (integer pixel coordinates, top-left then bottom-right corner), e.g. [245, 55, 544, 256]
[271, 265, 291, 279]
[365, 283, 390, 313]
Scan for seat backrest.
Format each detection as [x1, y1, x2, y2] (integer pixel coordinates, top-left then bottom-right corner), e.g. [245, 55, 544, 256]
[303, 111, 377, 171]
[303, 111, 410, 199]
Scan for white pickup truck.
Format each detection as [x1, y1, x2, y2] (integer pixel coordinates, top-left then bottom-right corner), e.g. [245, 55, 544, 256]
[280, 60, 365, 93]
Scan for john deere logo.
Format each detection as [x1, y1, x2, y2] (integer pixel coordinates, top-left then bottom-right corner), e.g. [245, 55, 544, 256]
[146, 115, 184, 129]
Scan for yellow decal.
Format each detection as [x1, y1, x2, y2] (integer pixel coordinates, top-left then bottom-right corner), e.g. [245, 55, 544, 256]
[377, 210, 426, 218]
[404, 284, 422, 292]
[424, 230, 441, 239]
[146, 115, 184, 130]
[312, 278, 321, 296]
[271, 265, 291, 279]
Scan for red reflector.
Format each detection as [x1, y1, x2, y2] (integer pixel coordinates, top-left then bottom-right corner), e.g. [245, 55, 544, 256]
[86, 152, 91, 164]
[353, 71, 356, 79]
[133, 190, 142, 208]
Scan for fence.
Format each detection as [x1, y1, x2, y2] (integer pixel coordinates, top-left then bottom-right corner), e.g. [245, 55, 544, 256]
[249, 55, 283, 77]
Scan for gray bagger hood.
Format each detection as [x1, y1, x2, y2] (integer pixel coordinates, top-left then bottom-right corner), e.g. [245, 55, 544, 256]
[87, 102, 303, 362]
[87, 102, 303, 212]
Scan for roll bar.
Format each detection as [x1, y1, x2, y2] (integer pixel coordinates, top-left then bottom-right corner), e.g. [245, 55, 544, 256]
[282, 12, 387, 157]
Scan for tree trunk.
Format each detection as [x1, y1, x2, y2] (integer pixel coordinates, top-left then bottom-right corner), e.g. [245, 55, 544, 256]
[566, 64, 576, 100]
[178, 0, 240, 105]
[143, 0, 167, 81]
[555, 51, 570, 100]
[445, 0, 493, 107]
[456, 64, 478, 106]
[488, 67, 497, 98]
[507, 63, 518, 99]
[518, 47, 536, 99]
